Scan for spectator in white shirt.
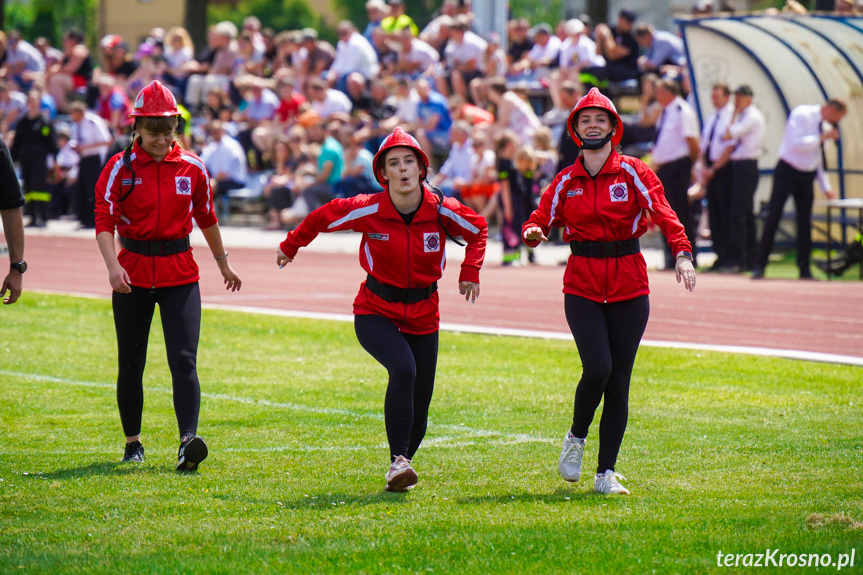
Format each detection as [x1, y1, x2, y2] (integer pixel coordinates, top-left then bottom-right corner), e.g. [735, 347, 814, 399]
[437, 15, 486, 100]
[2, 31, 46, 91]
[200, 120, 248, 217]
[69, 101, 113, 229]
[752, 99, 847, 279]
[510, 23, 560, 82]
[0, 81, 28, 136]
[431, 120, 475, 199]
[395, 28, 439, 79]
[307, 77, 353, 123]
[327, 21, 380, 90]
[549, 19, 604, 112]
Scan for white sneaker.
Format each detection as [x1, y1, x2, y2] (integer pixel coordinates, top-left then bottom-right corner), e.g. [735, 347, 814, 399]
[385, 455, 417, 492]
[558, 430, 586, 482]
[594, 469, 630, 495]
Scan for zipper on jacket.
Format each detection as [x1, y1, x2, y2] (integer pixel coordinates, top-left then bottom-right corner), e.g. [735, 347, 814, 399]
[591, 178, 610, 303]
[403, 220, 411, 326]
[153, 161, 161, 288]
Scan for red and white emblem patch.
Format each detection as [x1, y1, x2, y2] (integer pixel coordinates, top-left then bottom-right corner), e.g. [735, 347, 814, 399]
[423, 232, 440, 252]
[609, 182, 628, 202]
[175, 176, 192, 195]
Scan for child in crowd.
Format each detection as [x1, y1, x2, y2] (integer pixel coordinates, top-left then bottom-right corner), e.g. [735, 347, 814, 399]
[460, 129, 498, 215]
[493, 130, 533, 266]
[48, 124, 80, 220]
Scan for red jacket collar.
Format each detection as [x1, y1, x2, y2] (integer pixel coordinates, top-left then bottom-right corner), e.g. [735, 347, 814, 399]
[131, 140, 183, 164]
[572, 150, 621, 178]
[377, 184, 440, 222]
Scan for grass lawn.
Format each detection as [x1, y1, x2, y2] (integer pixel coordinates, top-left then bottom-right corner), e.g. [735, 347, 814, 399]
[1, 294, 860, 574]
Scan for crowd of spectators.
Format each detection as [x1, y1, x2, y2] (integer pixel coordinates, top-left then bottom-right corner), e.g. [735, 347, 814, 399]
[2, 0, 855, 265]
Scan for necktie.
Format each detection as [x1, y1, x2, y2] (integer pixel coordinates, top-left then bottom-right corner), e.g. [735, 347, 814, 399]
[705, 113, 718, 164]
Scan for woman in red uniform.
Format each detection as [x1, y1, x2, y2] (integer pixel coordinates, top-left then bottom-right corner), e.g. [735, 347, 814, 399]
[276, 127, 487, 492]
[523, 88, 696, 495]
[95, 81, 242, 471]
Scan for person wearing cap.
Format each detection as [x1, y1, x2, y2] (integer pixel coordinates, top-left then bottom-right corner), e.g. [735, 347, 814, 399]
[652, 77, 701, 268]
[276, 126, 487, 493]
[523, 88, 695, 495]
[752, 98, 847, 279]
[548, 19, 603, 113]
[95, 80, 242, 472]
[717, 84, 765, 273]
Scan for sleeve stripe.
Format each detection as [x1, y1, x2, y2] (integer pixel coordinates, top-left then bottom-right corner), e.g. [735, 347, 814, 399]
[103, 156, 129, 216]
[620, 161, 653, 212]
[439, 205, 479, 234]
[364, 242, 373, 272]
[180, 152, 212, 214]
[328, 203, 379, 229]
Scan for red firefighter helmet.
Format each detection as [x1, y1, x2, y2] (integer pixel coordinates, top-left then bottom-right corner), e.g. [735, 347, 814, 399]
[129, 80, 180, 117]
[566, 87, 624, 148]
[372, 127, 429, 187]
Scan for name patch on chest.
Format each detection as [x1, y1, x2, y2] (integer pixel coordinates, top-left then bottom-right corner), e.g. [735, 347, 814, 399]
[423, 232, 441, 252]
[368, 233, 389, 241]
[566, 188, 583, 198]
[122, 178, 143, 186]
[175, 176, 192, 196]
[609, 183, 628, 202]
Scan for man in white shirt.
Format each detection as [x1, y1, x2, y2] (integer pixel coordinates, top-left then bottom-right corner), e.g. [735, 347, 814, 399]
[327, 21, 380, 89]
[3, 31, 46, 91]
[720, 85, 765, 272]
[698, 84, 734, 270]
[69, 101, 113, 229]
[438, 16, 486, 100]
[652, 77, 700, 267]
[396, 27, 439, 78]
[752, 99, 847, 279]
[200, 120, 248, 218]
[308, 77, 353, 122]
[431, 120, 475, 199]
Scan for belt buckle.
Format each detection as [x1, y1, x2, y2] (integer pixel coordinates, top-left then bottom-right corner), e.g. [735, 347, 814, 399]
[601, 242, 616, 257]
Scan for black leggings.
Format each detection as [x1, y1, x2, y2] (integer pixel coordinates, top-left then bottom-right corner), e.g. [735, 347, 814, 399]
[354, 314, 439, 461]
[112, 283, 202, 439]
[565, 294, 649, 474]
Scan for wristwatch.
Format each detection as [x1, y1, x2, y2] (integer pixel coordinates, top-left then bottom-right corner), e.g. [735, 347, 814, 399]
[676, 251, 693, 261]
[10, 260, 27, 273]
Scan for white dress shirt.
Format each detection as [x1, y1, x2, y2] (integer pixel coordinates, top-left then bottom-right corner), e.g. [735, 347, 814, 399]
[527, 35, 561, 66]
[439, 139, 476, 181]
[777, 104, 833, 191]
[445, 31, 488, 72]
[329, 32, 380, 79]
[700, 103, 734, 163]
[74, 111, 112, 162]
[652, 96, 699, 165]
[726, 104, 766, 161]
[200, 135, 248, 184]
[403, 38, 440, 72]
[558, 34, 605, 69]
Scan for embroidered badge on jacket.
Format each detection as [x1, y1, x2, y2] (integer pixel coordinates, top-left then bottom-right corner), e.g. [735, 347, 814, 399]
[175, 176, 192, 195]
[609, 182, 628, 202]
[424, 232, 440, 252]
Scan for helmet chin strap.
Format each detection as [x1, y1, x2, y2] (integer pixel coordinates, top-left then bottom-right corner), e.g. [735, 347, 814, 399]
[575, 129, 614, 150]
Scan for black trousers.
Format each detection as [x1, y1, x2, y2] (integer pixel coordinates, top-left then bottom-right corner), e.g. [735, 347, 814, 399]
[705, 163, 732, 267]
[77, 155, 102, 228]
[753, 159, 816, 274]
[726, 159, 760, 269]
[656, 157, 696, 267]
[354, 314, 439, 461]
[565, 294, 649, 474]
[112, 283, 202, 439]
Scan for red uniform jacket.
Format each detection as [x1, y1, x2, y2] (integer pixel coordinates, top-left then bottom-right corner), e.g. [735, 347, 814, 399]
[522, 151, 691, 303]
[95, 141, 218, 288]
[280, 186, 488, 334]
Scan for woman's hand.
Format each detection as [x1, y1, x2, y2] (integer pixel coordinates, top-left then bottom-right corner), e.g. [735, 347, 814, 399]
[217, 259, 242, 292]
[276, 247, 293, 268]
[108, 264, 132, 293]
[675, 257, 696, 292]
[523, 226, 548, 242]
[459, 281, 480, 303]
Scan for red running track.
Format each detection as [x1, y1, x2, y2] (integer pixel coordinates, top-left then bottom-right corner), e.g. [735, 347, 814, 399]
[18, 234, 863, 363]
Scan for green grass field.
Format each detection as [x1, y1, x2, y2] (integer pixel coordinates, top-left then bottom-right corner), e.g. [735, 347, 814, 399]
[1, 294, 861, 574]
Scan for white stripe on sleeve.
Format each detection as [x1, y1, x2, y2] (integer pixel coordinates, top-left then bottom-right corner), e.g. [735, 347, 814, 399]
[364, 242, 373, 272]
[180, 153, 213, 214]
[620, 161, 653, 212]
[328, 203, 380, 229]
[103, 156, 127, 216]
[439, 206, 479, 234]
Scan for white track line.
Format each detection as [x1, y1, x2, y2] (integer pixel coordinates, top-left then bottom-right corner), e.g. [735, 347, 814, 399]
[0, 370, 554, 450]
[31, 289, 863, 366]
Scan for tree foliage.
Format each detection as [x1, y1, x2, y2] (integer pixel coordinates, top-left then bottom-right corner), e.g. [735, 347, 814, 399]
[208, 0, 329, 39]
[4, 0, 96, 46]
[509, 0, 565, 27]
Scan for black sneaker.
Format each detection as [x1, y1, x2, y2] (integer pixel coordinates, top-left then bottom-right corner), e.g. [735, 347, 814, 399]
[122, 441, 145, 462]
[176, 435, 208, 472]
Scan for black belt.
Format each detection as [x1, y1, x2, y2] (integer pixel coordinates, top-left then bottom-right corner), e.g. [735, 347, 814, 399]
[365, 275, 438, 304]
[570, 239, 640, 258]
[120, 235, 191, 256]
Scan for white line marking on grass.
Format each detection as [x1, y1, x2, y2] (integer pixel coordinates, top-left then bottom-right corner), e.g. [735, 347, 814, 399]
[31, 290, 863, 366]
[0, 371, 553, 447]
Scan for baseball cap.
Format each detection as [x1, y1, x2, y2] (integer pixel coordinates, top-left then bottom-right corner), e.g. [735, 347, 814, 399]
[619, 9, 637, 23]
[734, 84, 753, 96]
[531, 23, 553, 36]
